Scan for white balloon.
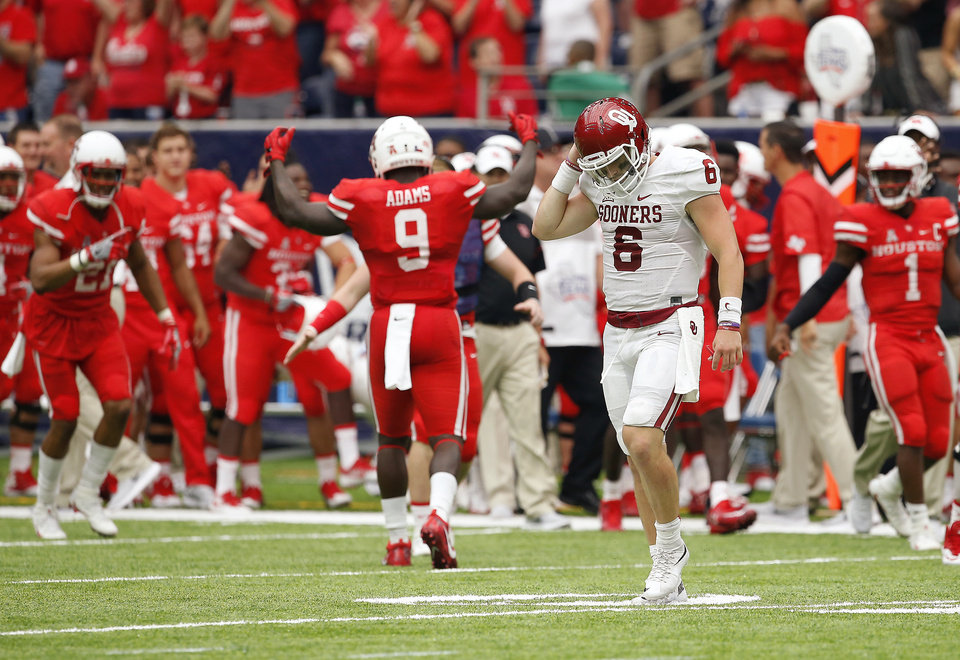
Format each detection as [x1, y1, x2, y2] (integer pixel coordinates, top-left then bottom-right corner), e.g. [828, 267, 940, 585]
[804, 15, 875, 108]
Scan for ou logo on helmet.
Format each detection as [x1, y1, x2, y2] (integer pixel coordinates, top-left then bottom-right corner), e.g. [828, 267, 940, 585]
[608, 109, 637, 131]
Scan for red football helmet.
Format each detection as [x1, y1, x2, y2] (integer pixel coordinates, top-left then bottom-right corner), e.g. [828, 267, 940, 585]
[574, 97, 651, 198]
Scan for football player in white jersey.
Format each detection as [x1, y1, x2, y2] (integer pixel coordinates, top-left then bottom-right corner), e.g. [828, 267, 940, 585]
[533, 98, 744, 604]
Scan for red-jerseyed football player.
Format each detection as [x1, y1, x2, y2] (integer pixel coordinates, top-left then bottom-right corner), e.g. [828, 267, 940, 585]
[25, 130, 181, 539]
[771, 135, 960, 553]
[268, 113, 537, 568]
[0, 146, 44, 498]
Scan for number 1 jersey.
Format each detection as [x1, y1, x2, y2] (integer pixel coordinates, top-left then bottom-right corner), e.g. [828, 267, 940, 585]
[327, 170, 486, 310]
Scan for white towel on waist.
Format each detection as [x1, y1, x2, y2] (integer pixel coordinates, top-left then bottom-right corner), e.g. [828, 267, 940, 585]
[384, 303, 416, 391]
[1, 332, 26, 378]
[675, 306, 705, 402]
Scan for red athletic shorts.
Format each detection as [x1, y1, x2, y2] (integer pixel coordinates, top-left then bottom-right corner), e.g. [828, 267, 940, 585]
[413, 334, 479, 461]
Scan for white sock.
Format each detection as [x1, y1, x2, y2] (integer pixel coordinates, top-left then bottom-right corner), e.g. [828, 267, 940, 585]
[411, 502, 431, 536]
[690, 452, 710, 491]
[618, 463, 634, 491]
[906, 501, 929, 534]
[429, 471, 458, 523]
[951, 500, 960, 525]
[654, 517, 683, 552]
[382, 496, 409, 544]
[602, 479, 621, 502]
[316, 453, 337, 485]
[335, 424, 359, 471]
[878, 467, 902, 495]
[953, 459, 960, 502]
[216, 456, 239, 496]
[36, 451, 64, 507]
[710, 480, 730, 506]
[9, 444, 33, 472]
[240, 461, 261, 488]
[204, 445, 218, 467]
[75, 442, 117, 502]
[157, 460, 172, 476]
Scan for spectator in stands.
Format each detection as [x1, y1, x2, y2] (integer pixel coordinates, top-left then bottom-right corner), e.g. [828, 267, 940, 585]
[452, 0, 532, 113]
[537, 0, 612, 74]
[370, 0, 456, 117]
[630, 0, 709, 116]
[865, 0, 945, 114]
[941, 5, 960, 114]
[904, 0, 950, 104]
[39, 114, 82, 180]
[296, 1, 337, 116]
[8, 122, 56, 193]
[322, 0, 384, 118]
[31, 0, 111, 122]
[547, 40, 630, 121]
[0, 0, 36, 122]
[435, 134, 467, 159]
[456, 36, 538, 118]
[761, 120, 856, 520]
[717, 0, 807, 121]
[211, 0, 300, 118]
[94, 0, 173, 120]
[167, 15, 224, 119]
[801, 0, 872, 26]
[53, 57, 109, 121]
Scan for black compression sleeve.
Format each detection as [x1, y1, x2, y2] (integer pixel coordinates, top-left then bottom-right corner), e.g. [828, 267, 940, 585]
[742, 275, 769, 314]
[784, 261, 852, 331]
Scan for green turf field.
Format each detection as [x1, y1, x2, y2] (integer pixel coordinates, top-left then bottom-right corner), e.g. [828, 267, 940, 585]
[0, 456, 956, 659]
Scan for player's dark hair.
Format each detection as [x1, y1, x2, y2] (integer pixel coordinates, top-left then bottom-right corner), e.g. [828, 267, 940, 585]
[7, 121, 40, 147]
[762, 121, 805, 164]
[714, 140, 740, 161]
[149, 121, 196, 153]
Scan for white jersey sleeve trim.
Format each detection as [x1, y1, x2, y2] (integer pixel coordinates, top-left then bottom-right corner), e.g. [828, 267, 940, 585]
[464, 181, 486, 199]
[483, 234, 508, 262]
[227, 214, 267, 249]
[26, 208, 65, 239]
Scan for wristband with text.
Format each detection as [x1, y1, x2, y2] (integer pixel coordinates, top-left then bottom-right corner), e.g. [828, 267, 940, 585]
[517, 281, 539, 302]
[717, 296, 742, 325]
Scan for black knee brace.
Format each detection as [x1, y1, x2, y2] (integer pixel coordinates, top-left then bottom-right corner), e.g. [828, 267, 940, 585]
[10, 401, 42, 432]
[147, 412, 174, 445]
[377, 434, 412, 453]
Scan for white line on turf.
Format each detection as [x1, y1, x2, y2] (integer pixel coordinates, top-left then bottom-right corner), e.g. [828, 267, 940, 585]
[7, 555, 940, 585]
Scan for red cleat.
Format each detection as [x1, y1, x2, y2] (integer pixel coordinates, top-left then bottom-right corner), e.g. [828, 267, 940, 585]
[4, 468, 38, 496]
[99, 472, 118, 502]
[383, 540, 412, 566]
[320, 480, 352, 508]
[149, 474, 180, 508]
[707, 497, 758, 534]
[340, 456, 376, 489]
[689, 489, 709, 515]
[621, 492, 639, 517]
[240, 485, 263, 509]
[600, 499, 623, 531]
[943, 521, 960, 565]
[420, 511, 458, 569]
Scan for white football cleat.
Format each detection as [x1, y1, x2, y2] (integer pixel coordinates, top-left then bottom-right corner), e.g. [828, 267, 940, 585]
[70, 494, 118, 537]
[633, 580, 688, 606]
[868, 476, 911, 537]
[32, 504, 66, 540]
[643, 542, 689, 602]
[849, 492, 875, 534]
[909, 522, 942, 551]
[181, 484, 215, 510]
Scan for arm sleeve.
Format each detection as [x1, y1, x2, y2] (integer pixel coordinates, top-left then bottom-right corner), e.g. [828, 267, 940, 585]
[783, 260, 852, 330]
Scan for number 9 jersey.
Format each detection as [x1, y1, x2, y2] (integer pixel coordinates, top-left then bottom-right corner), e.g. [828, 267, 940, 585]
[327, 170, 485, 310]
[579, 145, 718, 312]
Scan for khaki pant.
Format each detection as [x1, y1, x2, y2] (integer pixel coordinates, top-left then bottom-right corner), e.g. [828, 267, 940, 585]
[475, 322, 557, 517]
[629, 9, 704, 82]
[918, 48, 951, 104]
[772, 320, 856, 509]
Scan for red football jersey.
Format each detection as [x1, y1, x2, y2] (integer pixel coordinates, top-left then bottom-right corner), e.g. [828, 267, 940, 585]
[227, 197, 324, 322]
[837, 197, 959, 329]
[0, 202, 35, 315]
[23, 187, 144, 357]
[125, 181, 184, 311]
[327, 170, 486, 310]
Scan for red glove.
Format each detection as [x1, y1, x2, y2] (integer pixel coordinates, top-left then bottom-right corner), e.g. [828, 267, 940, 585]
[508, 112, 538, 145]
[71, 227, 132, 271]
[264, 127, 296, 165]
[310, 300, 348, 334]
[157, 311, 182, 370]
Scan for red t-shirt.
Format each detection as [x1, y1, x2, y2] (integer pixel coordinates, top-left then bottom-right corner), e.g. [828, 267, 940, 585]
[122, 183, 183, 313]
[454, 0, 531, 85]
[374, 9, 456, 116]
[53, 88, 110, 121]
[0, 202, 35, 316]
[325, 1, 384, 96]
[716, 15, 807, 97]
[23, 187, 144, 358]
[33, 0, 101, 60]
[104, 15, 170, 108]
[770, 171, 849, 323]
[839, 198, 959, 329]
[298, 0, 337, 22]
[456, 73, 538, 118]
[226, 197, 323, 322]
[326, 170, 486, 310]
[633, 0, 680, 20]
[228, 0, 300, 96]
[169, 52, 225, 118]
[0, 4, 37, 109]
[174, 0, 230, 61]
[828, 0, 872, 26]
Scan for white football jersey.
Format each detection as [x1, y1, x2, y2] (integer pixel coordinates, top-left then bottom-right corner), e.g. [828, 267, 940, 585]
[580, 146, 719, 312]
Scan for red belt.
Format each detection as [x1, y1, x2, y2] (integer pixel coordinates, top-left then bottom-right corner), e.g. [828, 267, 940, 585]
[607, 301, 696, 329]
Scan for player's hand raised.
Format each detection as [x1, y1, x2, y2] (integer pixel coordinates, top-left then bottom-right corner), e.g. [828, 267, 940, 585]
[264, 127, 295, 165]
[508, 112, 538, 145]
[284, 325, 317, 365]
[712, 327, 743, 372]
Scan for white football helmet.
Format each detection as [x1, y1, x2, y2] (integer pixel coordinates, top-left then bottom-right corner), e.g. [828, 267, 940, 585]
[867, 135, 926, 209]
[647, 127, 668, 155]
[71, 130, 126, 208]
[368, 116, 434, 178]
[478, 134, 523, 157]
[663, 123, 711, 153]
[733, 140, 771, 208]
[0, 146, 26, 212]
[450, 152, 477, 172]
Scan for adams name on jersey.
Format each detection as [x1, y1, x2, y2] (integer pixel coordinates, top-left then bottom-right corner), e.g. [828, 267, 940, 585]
[580, 146, 719, 313]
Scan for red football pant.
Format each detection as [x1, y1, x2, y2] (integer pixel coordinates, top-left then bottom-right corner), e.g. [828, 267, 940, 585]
[413, 335, 479, 461]
[0, 317, 43, 404]
[33, 327, 131, 421]
[369, 306, 467, 441]
[864, 324, 952, 459]
[223, 307, 352, 425]
[176, 302, 227, 410]
[122, 305, 210, 487]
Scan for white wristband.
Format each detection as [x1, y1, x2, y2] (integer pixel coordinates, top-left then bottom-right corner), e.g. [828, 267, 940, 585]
[717, 296, 742, 325]
[550, 160, 581, 195]
[157, 308, 174, 324]
[69, 251, 88, 272]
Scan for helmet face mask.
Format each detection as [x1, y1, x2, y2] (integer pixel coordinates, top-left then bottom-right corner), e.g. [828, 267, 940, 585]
[71, 130, 127, 209]
[867, 135, 926, 210]
[575, 98, 650, 198]
[0, 146, 26, 212]
[368, 116, 434, 178]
